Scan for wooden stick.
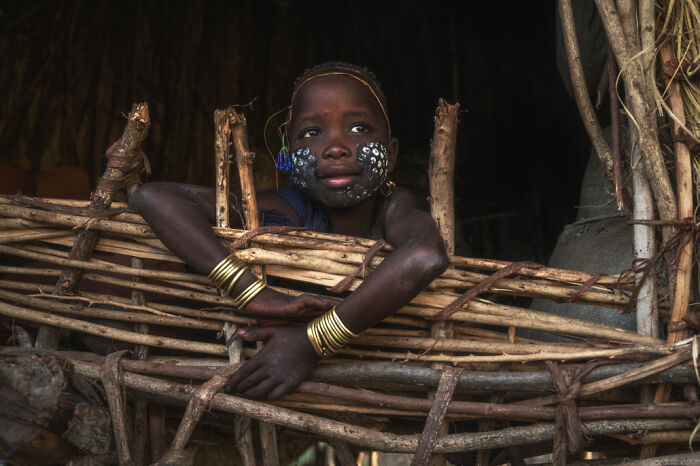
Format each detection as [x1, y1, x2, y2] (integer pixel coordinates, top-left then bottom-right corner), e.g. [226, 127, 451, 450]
[0, 203, 154, 237]
[101, 351, 134, 465]
[262, 265, 648, 343]
[48, 235, 183, 264]
[53, 102, 151, 289]
[63, 352, 696, 394]
[0, 288, 222, 331]
[37, 102, 150, 349]
[71, 359, 695, 453]
[0, 300, 229, 355]
[0, 244, 209, 284]
[169, 365, 239, 452]
[223, 227, 631, 286]
[608, 45, 628, 214]
[127, 245, 149, 465]
[641, 39, 696, 461]
[230, 108, 259, 232]
[341, 344, 671, 364]
[3, 239, 641, 340]
[1, 198, 632, 289]
[660, 41, 694, 345]
[149, 404, 167, 463]
[271, 246, 629, 308]
[0, 260, 657, 344]
[596, 0, 678, 231]
[559, 0, 616, 187]
[0, 229, 71, 244]
[613, 430, 700, 445]
[227, 106, 260, 465]
[214, 109, 232, 229]
[398, 300, 661, 345]
[426, 99, 459, 466]
[517, 345, 692, 406]
[352, 334, 619, 355]
[6, 218, 631, 307]
[428, 98, 459, 256]
[413, 367, 461, 466]
[0, 277, 254, 325]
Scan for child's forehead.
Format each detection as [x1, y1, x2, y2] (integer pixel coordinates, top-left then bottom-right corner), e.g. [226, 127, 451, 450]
[293, 75, 376, 106]
[290, 74, 389, 130]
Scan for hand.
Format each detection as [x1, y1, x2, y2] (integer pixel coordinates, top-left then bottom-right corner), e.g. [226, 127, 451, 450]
[242, 288, 337, 319]
[225, 325, 319, 400]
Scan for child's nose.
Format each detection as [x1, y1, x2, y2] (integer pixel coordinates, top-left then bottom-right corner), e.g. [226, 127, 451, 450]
[323, 138, 352, 159]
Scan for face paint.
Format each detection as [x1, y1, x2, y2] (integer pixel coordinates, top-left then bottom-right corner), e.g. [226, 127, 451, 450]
[291, 141, 389, 208]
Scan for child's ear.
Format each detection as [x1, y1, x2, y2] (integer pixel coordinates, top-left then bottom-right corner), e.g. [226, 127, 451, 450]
[387, 137, 399, 173]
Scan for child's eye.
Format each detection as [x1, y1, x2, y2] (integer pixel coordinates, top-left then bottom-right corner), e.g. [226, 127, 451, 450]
[350, 123, 369, 134]
[301, 128, 320, 138]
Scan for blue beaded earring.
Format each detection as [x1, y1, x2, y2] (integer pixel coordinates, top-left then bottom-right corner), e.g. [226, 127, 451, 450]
[275, 127, 292, 172]
[264, 107, 293, 174]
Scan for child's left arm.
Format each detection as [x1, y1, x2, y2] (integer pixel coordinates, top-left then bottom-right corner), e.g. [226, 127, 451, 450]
[226, 190, 448, 399]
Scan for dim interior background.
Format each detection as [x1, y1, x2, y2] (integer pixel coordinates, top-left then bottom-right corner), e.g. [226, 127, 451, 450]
[0, 0, 596, 262]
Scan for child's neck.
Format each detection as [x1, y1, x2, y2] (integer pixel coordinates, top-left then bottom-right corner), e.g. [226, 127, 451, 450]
[324, 196, 379, 238]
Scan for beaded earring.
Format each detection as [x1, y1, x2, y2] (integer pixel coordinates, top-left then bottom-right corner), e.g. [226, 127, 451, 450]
[264, 107, 293, 173]
[275, 125, 292, 172]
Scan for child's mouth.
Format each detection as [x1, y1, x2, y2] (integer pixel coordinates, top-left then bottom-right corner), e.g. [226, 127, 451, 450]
[322, 175, 356, 188]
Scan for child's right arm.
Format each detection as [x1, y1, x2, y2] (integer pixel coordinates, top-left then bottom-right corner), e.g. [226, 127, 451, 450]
[129, 181, 333, 318]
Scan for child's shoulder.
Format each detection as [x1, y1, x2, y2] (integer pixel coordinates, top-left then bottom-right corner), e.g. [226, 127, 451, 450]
[377, 187, 426, 232]
[385, 187, 420, 212]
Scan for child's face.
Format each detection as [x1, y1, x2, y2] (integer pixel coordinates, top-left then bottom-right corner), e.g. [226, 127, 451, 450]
[289, 75, 398, 208]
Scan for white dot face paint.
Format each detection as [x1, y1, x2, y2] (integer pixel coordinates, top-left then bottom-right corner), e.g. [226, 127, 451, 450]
[291, 141, 389, 209]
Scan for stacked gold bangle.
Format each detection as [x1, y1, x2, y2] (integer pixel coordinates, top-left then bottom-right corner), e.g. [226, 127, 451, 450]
[306, 307, 358, 358]
[208, 254, 266, 310]
[232, 280, 266, 309]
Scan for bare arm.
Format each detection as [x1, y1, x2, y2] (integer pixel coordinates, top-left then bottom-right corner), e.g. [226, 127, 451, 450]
[227, 190, 448, 399]
[129, 181, 333, 317]
[335, 189, 448, 332]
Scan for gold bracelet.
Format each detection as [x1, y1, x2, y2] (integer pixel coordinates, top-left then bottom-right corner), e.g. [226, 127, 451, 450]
[306, 307, 358, 358]
[208, 254, 246, 289]
[307, 324, 324, 357]
[231, 279, 266, 310]
[225, 268, 247, 296]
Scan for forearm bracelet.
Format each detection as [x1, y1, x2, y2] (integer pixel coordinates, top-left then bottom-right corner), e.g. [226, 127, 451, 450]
[306, 307, 359, 358]
[208, 254, 266, 310]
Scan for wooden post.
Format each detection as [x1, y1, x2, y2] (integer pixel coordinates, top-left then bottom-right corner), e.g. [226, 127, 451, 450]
[428, 99, 459, 257]
[230, 109, 260, 232]
[128, 181, 150, 465]
[229, 106, 276, 465]
[230, 107, 281, 465]
[659, 41, 694, 352]
[36, 103, 150, 348]
[214, 109, 232, 229]
[427, 98, 460, 465]
[640, 40, 696, 460]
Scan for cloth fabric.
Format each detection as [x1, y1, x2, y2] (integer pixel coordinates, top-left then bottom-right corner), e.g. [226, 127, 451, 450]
[262, 185, 329, 232]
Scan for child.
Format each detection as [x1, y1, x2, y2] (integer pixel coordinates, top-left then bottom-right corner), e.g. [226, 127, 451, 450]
[129, 62, 448, 399]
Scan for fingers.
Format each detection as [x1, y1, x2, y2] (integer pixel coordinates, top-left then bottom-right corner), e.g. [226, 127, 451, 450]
[242, 378, 282, 399]
[295, 294, 338, 313]
[237, 326, 275, 342]
[226, 364, 287, 399]
[234, 367, 267, 394]
[267, 382, 293, 401]
[225, 358, 259, 392]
